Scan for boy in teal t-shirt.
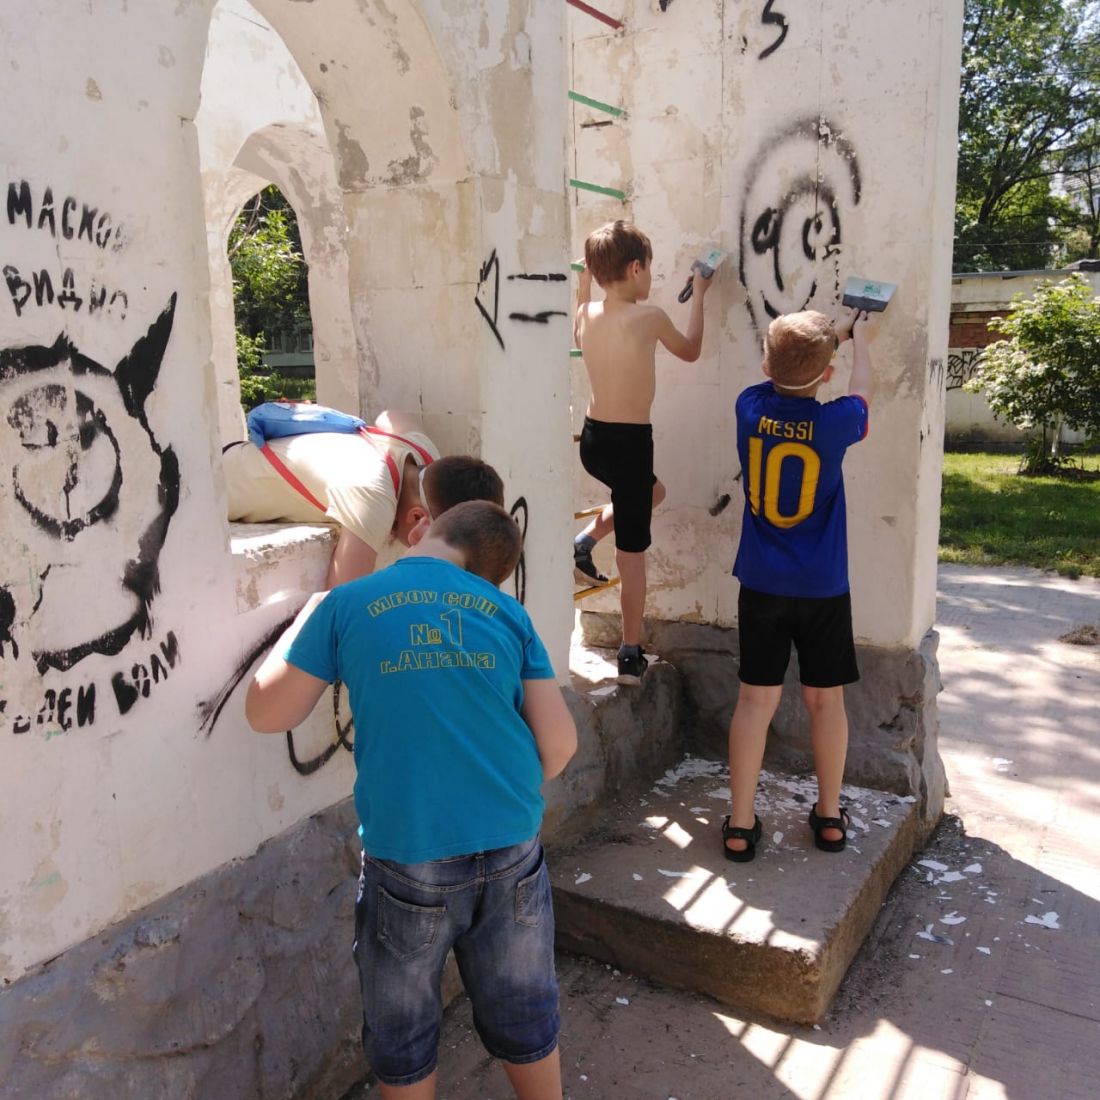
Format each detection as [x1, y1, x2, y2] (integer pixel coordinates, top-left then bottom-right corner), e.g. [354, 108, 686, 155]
[246, 501, 577, 1099]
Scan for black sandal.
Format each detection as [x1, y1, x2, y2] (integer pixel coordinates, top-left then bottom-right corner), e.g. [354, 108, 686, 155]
[808, 803, 850, 853]
[721, 815, 763, 863]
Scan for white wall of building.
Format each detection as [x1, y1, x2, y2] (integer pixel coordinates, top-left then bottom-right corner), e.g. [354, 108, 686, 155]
[1, 0, 572, 981]
[569, 1, 964, 650]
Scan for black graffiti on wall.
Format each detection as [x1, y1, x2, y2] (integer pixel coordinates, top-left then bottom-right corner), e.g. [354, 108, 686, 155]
[2, 630, 181, 735]
[4, 265, 128, 320]
[286, 681, 355, 776]
[476, 251, 570, 350]
[4, 180, 128, 320]
[7, 180, 124, 251]
[198, 615, 354, 777]
[197, 615, 293, 736]
[947, 348, 983, 390]
[509, 311, 568, 324]
[510, 496, 529, 606]
[758, 1, 789, 59]
[475, 249, 505, 350]
[738, 116, 862, 337]
[0, 295, 180, 676]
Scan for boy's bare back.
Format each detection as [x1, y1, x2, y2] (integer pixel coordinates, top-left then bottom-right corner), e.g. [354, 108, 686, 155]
[575, 221, 711, 425]
[576, 299, 665, 424]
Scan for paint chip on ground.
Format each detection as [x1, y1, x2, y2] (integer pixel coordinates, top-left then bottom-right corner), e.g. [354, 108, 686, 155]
[1024, 911, 1061, 929]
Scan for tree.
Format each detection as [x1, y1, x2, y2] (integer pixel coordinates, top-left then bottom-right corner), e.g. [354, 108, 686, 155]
[955, 0, 1100, 271]
[228, 185, 315, 408]
[1059, 122, 1100, 260]
[965, 275, 1100, 473]
[228, 185, 310, 338]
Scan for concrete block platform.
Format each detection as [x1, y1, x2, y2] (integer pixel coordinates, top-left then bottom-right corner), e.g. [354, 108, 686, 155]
[550, 756, 922, 1024]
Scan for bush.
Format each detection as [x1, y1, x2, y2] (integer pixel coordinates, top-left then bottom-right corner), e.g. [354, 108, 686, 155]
[965, 275, 1100, 475]
[235, 330, 316, 410]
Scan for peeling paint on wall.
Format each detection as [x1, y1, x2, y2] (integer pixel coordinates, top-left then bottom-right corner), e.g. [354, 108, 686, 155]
[333, 120, 370, 188]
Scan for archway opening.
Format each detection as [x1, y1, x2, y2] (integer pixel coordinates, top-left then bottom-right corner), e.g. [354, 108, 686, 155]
[197, 0, 357, 446]
[228, 183, 316, 409]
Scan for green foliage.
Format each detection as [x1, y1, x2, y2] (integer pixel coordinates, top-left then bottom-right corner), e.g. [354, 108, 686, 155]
[939, 452, 1100, 577]
[229, 186, 314, 411]
[228, 186, 310, 337]
[236, 330, 268, 407]
[965, 275, 1100, 473]
[1059, 121, 1100, 260]
[235, 329, 266, 375]
[955, 0, 1100, 271]
[235, 329, 316, 410]
[236, 369, 317, 410]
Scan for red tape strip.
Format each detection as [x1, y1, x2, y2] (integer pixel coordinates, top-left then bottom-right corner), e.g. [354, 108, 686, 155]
[566, 0, 623, 31]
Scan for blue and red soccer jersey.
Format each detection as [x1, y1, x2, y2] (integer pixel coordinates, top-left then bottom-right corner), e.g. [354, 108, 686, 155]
[733, 381, 868, 598]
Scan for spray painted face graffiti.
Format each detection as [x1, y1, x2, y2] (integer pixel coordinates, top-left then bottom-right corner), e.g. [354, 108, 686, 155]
[0, 295, 179, 676]
[739, 116, 861, 337]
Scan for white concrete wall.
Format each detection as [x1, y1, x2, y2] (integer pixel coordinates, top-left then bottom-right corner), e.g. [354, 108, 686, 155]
[197, 0, 359, 443]
[1, 0, 571, 981]
[570, 1, 964, 650]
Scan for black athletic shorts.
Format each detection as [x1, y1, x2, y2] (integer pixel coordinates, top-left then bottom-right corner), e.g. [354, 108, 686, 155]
[579, 417, 657, 553]
[737, 585, 860, 688]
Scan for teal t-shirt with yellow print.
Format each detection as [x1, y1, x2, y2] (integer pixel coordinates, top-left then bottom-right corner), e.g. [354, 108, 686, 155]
[285, 556, 555, 863]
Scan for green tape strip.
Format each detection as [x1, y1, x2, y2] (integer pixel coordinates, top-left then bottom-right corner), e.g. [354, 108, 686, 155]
[570, 348, 583, 358]
[568, 90, 625, 117]
[569, 177, 627, 201]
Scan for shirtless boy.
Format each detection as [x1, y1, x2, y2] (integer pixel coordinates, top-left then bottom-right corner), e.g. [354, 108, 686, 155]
[573, 220, 712, 683]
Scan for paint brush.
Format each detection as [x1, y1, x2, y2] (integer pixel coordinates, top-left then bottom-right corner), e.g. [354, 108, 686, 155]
[678, 248, 726, 303]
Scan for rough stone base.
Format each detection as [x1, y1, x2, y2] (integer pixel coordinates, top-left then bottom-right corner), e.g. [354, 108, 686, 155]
[0, 801, 365, 1100]
[551, 757, 923, 1024]
[579, 612, 946, 832]
[547, 661, 686, 846]
[0, 668, 687, 1100]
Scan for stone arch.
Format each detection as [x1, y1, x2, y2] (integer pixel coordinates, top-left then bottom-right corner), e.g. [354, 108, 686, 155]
[197, 0, 360, 444]
[199, 0, 482, 449]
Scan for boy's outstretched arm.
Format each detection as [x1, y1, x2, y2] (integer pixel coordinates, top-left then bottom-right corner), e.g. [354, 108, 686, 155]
[573, 262, 592, 348]
[654, 267, 712, 362]
[246, 593, 331, 733]
[522, 679, 578, 781]
[327, 529, 378, 588]
[848, 309, 880, 405]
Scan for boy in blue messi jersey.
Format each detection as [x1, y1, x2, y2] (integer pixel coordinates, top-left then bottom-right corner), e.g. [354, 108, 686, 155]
[722, 306, 880, 862]
[246, 501, 577, 1100]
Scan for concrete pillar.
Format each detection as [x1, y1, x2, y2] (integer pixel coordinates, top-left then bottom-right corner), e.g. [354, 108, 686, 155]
[571, 1, 964, 821]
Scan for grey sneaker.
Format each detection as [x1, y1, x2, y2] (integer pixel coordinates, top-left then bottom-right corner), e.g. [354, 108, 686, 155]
[616, 645, 647, 685]
[573, 543, 608, 585]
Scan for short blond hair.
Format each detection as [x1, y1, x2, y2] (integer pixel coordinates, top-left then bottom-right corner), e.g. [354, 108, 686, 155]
[764, 311, 836, 389]
[584, 221, 652, 288]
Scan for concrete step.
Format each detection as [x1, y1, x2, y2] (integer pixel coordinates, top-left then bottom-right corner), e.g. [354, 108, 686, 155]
[550, 756, 921, 1024]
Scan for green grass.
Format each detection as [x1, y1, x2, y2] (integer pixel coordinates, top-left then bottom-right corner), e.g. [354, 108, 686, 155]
[939, 452, 1100, 578]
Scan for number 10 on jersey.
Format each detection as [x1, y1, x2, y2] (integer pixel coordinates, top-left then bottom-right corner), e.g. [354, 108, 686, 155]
[746, 438, 821, 529]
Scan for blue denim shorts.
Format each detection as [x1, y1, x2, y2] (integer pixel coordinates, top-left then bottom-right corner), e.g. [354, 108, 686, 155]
[353, 835, 559, 1087]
